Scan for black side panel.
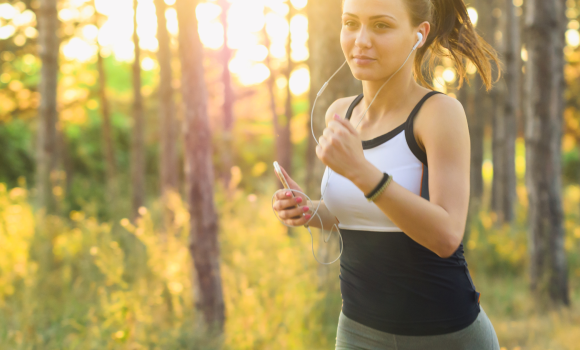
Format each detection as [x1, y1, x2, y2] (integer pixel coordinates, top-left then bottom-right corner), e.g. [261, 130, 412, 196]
[404, 91, 443, 167]
[421, 165, 430, 201]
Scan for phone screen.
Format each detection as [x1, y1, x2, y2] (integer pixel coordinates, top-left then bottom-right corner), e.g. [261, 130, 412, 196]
[273, 161, 295, 198]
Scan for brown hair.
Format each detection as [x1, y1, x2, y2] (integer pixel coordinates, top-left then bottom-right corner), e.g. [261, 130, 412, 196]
[342, 0, 502, 91]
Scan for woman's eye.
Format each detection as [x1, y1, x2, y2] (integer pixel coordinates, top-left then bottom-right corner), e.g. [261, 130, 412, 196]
[342, 21, 388, 28]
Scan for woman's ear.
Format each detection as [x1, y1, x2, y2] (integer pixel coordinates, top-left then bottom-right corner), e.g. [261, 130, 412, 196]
[417, 22, 430, 48]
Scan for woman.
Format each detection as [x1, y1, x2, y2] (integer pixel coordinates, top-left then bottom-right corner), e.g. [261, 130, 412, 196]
[273, 0, 502, 348]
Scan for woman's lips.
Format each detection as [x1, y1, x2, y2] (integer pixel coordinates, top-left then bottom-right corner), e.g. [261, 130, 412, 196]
[353, 57, 375, 65]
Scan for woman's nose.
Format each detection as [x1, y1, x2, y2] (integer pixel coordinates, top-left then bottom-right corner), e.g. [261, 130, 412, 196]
[354, 26, 372, 49]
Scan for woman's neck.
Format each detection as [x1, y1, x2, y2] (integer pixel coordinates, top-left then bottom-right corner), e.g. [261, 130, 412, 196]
[358, 68, 420, 125]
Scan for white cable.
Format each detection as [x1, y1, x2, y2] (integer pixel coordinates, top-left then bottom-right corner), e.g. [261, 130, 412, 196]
[273, 35, 420, 264]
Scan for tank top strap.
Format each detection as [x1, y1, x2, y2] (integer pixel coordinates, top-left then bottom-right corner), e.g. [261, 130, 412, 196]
[345, 94, 364, 120]
[404, 90, 443, 167]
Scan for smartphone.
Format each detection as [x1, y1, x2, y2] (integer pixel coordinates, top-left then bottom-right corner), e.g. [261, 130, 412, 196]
[274, 161, 307, 223]
[273, 161, 295, 198]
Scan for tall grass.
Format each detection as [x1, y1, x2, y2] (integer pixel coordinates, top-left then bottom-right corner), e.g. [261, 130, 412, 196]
[0, 170, 579, 349]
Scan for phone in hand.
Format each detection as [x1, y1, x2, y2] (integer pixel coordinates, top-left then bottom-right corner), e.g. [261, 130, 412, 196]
[273, 161, 295, 198]
[274, 161, 307, 224]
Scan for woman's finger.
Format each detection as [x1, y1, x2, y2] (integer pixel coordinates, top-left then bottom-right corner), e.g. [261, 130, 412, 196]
[275, 198, 299, 212]
[319, 135, 329, 148]
[280, 205, 309, 220]
[276, 189, 291, 200]
[330, 115, 357, 135]
[322, 127, 334, 139]
[288, 213, 311, 226]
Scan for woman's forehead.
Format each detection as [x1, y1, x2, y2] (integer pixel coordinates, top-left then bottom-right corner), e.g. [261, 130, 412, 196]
[342, 0, 406, 21]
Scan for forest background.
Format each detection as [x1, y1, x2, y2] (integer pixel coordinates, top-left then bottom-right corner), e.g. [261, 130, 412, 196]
[1, 0, 580, 348]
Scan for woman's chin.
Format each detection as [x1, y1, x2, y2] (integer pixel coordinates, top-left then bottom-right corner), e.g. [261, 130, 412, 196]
[351, 69, 380, 81]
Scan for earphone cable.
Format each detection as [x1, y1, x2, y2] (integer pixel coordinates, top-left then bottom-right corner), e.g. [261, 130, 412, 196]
[273, 34, 422, 264]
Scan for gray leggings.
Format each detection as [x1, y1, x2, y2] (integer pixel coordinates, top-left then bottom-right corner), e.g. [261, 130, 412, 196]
[335, 306, 500, 350]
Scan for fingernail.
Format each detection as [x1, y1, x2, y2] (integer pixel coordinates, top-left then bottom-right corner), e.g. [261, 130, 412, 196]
[334, 114, 340, 119]
[296, 197, 303, 203]
[303, 206, 309, 211]
[286, 191, 291, 196]
[305, 214, 311, 219]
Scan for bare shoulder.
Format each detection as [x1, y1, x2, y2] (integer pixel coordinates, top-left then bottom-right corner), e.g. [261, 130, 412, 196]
[325, 95, 360, 127]
[413, 93, 468, 152]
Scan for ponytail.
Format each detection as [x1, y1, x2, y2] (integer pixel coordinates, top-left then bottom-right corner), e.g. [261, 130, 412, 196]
[405, 0, 502, 91]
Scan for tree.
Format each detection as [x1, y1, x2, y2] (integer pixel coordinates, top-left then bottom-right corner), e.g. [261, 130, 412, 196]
[36, 0, 60, 214]
[217, 0, 235, 195]
[456, 73, 476, 243]
[261, 8, 282, 189]
[491, 0, 519, 225]
[154, 0, 178, 228]
[305, 0, 361, 284]
[278, 2, 296, 181]
[94, 2, 118, 214]
[131, 0, 146, 220]
[469, 0, 494, 213]
[523, 0, 569, 307]
[305, 0, 361, 197]
[176, 0, 225, 333]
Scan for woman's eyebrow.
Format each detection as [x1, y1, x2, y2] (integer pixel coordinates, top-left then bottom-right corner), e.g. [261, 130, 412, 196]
[342, 12, 397, 21]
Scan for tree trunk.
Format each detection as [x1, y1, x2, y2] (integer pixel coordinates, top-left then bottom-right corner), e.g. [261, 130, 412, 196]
[470, 0, 493, 212]
[305, 0, 361, 198]
[261, 11, 281, 186]
[306, 0, 361, 286]
[502, 0, 519, 222]
[491, 0, 518, 225]
[176, 0, 225, 333]
[58, 127, 73, 200]
[218, 0, 235, 197]
[131, 0, 146, 220]
[36, 0, 60, 214]
[280, 3, 295, 181]
[95, 6, 118, 214]
[457, 78, 476, 244]
[155, 0, 178, 229]
[523, 0, 569, 308]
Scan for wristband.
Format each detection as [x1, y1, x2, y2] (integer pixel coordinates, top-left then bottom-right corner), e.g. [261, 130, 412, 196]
[368, 174, 392, 202]
[364, 172, 391, 201]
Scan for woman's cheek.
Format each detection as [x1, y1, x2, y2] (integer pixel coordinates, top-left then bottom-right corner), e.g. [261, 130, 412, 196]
[340, 32, 350, 56]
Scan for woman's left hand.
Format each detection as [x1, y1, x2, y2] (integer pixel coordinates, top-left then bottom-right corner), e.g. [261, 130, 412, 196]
[316, 114, 367, 181]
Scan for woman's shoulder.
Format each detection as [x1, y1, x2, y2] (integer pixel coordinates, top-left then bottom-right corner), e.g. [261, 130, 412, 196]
[418, 91, 466, 123]
[325, 95, 362, 126]
[414, 91, 467, 152]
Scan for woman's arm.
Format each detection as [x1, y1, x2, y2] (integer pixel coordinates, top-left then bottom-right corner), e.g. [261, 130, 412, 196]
[306, 200, 340, 230]
[349, 95, 470, 258]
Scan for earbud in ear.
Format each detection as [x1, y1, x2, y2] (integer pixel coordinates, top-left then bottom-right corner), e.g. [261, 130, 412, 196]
[413, 32, 423, 51]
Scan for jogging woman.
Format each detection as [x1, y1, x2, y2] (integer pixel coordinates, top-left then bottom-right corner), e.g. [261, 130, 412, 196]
[273, 0, 502, 348]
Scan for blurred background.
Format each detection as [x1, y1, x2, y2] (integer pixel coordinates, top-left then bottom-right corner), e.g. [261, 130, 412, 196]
[1, 0, 580, 348]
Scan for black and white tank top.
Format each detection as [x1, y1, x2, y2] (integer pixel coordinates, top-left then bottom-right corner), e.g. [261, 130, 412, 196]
[321, 91, 436, 231]
[320, 90, 481, 336]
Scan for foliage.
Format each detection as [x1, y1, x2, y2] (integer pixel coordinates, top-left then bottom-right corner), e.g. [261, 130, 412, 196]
[1, 172, 580, 349]
[0, 179, 340, 349]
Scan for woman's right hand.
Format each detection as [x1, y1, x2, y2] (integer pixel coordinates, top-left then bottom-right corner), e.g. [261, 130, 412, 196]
[273, 165, 312, 226]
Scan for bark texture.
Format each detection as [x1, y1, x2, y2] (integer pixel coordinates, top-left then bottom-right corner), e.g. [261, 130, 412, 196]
[36, 0, 60, 214]
[176, 0, 225, 332]
[523, 0, 569, 307]
[306, 0, 361, 285]
[218, 0, 235, 194]
[155, 0, 178, 199]
[131, 0, 146, 219]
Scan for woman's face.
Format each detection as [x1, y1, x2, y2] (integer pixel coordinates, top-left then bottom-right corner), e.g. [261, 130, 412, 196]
[340, 0, 422, 81]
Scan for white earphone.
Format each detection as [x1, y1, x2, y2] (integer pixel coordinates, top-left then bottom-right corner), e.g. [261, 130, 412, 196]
[271, 32, 425, 265]
[413, 32, 423, 51]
